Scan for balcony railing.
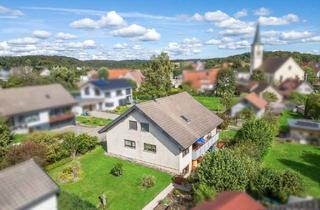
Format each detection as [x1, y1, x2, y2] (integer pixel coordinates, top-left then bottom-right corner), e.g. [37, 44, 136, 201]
[192, 132, 219, 160]
[49, 112, 75, 124]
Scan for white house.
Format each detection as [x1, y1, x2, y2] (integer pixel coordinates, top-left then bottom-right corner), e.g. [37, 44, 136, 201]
[74, 79, 132, 114]
[231, 92, 268, 118]
[98, 92, 223, 175]
[0, 84, 76, 134]
[250, 24, 305, 84]
[0, 159, 59, 210]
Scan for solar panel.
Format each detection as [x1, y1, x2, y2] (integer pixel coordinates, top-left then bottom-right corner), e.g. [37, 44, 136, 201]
[295, 120, 319, 128]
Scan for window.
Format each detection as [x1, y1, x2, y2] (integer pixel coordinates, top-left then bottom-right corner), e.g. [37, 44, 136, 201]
[126, 88, 131, 95]
[105, 92, 111, 98]
[124, 140, 136, 149]
[288, 65, 292, 70]
[116, 90, 122, 96]
[84, 87, 90, 95]
[105, 102, 114, 107]
[182, 148, 189, 157]
[144, 143, 156, 153]
[182, 165, 189, 175]
[141, 122, 149, 132]
[129, 120, 137, 130]
[24, 114, 40, 123]
[94, 88, 100, 96]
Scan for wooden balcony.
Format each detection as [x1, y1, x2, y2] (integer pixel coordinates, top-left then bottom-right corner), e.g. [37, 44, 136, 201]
[49, 112, 74, 124]
[192, 132, 219, 160]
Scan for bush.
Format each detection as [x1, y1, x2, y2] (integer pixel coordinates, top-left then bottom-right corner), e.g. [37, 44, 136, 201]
[192, 183, 216, 205]
[76, 134, 98, 155]
[4, 141, 48, 166]
[58, 161, 82, 183]
[0, 117, 10, 159]
[140, 175, 156, 188]
[110, 163, 123, 176]
[195, 149, 250, 192]
[58, 191, 98, 210]
[251, 168, 303, 203]
[304, 93, 320, 120]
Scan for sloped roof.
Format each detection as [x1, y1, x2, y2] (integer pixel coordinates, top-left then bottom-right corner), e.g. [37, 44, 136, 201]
[278, 78, 310, 97]
[126, 70, 145, 84]
[260, 57, 289, 73]
[244, 92, 268, 109]
[182, 68, 219, 90]
[192, 191, 265, 210]
[0, 159, 59, 210]
[253, 83, 281, 95]
[90, 79, 132, 91]
[108, 69, 130, 79]
[99, 92, 223, 149]
[0, 84, 76, 117]
[253, 23, 262, 45]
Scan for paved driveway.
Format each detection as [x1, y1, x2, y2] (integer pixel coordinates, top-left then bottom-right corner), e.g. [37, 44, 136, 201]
[89, 111, 119, 120]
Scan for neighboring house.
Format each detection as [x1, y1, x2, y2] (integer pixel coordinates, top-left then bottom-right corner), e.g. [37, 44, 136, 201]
[74, 79, 132, 114]
[0, 159, 59, 210]
[250, 24, 305, 84]
[98, 92, 223, 175]
[171, 74, 183, 88]
[278, 79, 314, 98]
[0, 84, 76, 134]
[231, 92, 268, 118]
[236, 81, 258, 94]
[252, 83, 283, 103]
[40, 68, 50, 77]
[269, 199, 320, 210]
[288, 119, 320, 145]
[108, 69, 145, 88]
[0, 69, 10, 81]
[192, 191, 265, 210]
[182, 68, 219, 92]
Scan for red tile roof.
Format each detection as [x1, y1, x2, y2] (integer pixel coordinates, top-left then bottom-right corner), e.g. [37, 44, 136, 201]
[182, 68, 219, 90]
[245, 92, 268, 109]
[108, 69, 130, 79]
[192, 192, 265, 210]
[108, 69, 144, 85]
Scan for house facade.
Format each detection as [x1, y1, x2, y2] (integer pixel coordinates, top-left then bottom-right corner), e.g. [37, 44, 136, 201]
[231, 92, 267, 118]
[182, 68, 219, 92]
[0, 84, 76, 134]
[74, 79, 132, 114]
[288, 119, 320, 145]
[0, 159, 60, 210]
[99, 92, 223, 175]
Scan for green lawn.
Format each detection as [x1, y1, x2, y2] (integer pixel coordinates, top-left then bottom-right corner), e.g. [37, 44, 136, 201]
[114, 105, 130, 114]
[11, 134, 28, 144]
[263, 142, 320, 197]
[76, 116, 112, 126]
[220, 129, 238, 140]
[193, 96, 240, 111]
[279, 110, 303, 133]
[48, 147, 172, 210]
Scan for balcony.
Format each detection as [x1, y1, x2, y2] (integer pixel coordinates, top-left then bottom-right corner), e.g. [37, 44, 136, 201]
[192, 132, 219, 160]
[49, 112, 75, 124]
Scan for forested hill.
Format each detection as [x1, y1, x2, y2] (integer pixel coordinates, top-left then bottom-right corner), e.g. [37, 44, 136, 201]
[0, 51, 319, 70]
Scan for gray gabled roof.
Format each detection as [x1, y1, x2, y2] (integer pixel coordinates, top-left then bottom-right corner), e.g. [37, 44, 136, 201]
[268, 199, 320, 210]
[259, 57, 290, 73]
[0, 84, 76, 117]
[99, 92, 223, 149]
[253, 22, 262, 45]
[0, 159, 59, 210]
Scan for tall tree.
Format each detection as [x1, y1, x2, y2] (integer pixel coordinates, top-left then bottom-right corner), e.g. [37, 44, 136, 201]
[50, 66, 77, 90]
[304, 93, 320, 120]
[304, 67, 317, 86]
[215, 69, 236, 97]
[98, 67, 108, 80]
[140, 52, 173, 98]
[251, 70, 265, 82]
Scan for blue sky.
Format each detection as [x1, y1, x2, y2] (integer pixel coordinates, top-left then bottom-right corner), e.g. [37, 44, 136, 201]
[0, 0, 319, 60]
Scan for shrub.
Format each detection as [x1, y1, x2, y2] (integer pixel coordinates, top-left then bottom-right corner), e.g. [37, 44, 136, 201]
[76, 134, 98, 154]
[195, 149, 249, 192]
[58, 161, 82, 183]
[304, 93, 320, 120]
[192, 183, 216, 204]
[4, 141, 48, 166]
[251, 168, 303, 203]
[110, 163, 123, 176]
[58, 191, 98, 210]
[262, 91, 278, 103]
[140, 175, 156, 188]
[0, 117, 10, 159]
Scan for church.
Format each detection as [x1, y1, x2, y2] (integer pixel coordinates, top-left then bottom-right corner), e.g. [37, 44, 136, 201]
[250, 23, 305, 84]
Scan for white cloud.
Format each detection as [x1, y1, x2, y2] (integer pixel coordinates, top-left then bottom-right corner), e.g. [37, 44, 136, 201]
[0, 5, 23, 16]
[192, 13, 204, 21]
[234, 9, 247, 18]
[280, 31, 312, 40]
[70, 11, 126, 29]
[302, 36, 320, 43]
[220, 26, 255, 36]
[204, 10, 229, 22]
[8, 37, 38, 45]
[205, 39, 221, 45]
[165, 37, 202, 56]
[0, 41, 9, 50]
[113, 43, 128, 49]
[218, 40, 250, 49]
[111, 24, 147, 37]
[56, 32, 78, 40]
[259, 14, 299, 25]
[32, 30, 51, 39]
[65, 40, 96, 49]
[206, 28, 214, 33]
[254, 7, 270, 16]
[138, 29, 161, 41]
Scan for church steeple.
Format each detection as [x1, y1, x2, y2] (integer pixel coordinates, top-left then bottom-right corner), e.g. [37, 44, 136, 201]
[250, 23, 263, 75]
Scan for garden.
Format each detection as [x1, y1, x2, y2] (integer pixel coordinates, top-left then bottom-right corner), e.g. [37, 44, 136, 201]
[193, 95, 240, 112]
[76, 116, 113, 127]
[49, 147, 172, 210]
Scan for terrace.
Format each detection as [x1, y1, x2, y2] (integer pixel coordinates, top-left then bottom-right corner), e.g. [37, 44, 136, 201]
[192, 131, 219, 160]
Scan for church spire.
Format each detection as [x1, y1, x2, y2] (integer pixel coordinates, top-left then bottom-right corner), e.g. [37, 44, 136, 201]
[253, 22, 262, 45]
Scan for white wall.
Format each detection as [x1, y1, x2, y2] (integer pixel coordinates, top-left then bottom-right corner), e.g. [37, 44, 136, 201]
[12, 110, 49, 129]
[106, 110, 184, 174]
[80, 83, 132, 111]
[296, 82, 314, 94]
[28, 195, 57, 210]
[273, 58, 305, 84]
[250, 44, 263, 73]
